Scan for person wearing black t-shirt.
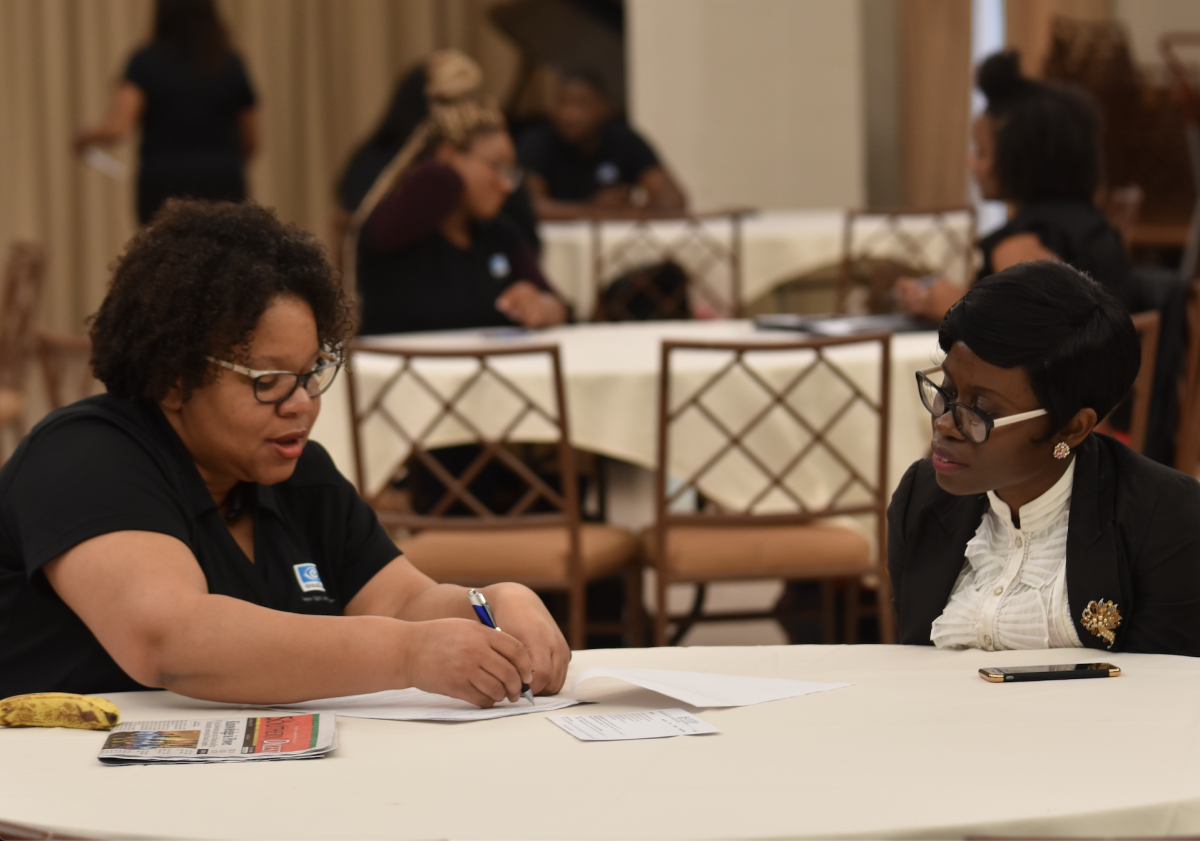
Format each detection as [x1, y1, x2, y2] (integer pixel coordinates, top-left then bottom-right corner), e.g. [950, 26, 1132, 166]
[74, 0, 258, 224]
[896, 51, 1132, 318]
[354, 95, 567, 336]
[0, 199, 569, 704]
[518, 69, 687, 219]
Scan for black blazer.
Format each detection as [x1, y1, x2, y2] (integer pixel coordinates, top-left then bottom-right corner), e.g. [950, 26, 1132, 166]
[888, 433, 1200, 656]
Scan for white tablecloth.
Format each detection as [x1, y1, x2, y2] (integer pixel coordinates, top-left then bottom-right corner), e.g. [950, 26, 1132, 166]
[4, 645, 1198, 840]
[312, 321, 944, 516]
[540, 210, 976, 318]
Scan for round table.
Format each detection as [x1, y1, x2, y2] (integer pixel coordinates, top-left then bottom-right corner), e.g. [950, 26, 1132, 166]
[4, 645, 1198, 839]
[539, 210, 976, 318]
[312, 321, 943, 525]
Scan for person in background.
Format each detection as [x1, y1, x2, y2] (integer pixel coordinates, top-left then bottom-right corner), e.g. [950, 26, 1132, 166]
[73, 0, 258, 225]
[518, 68, 687, 219]
[897, 51, 1132, 319]
[347, 52, 567, 336]
[0, 199, 569, 703]
[889, 262, 1200, 656]
[335, 51, 541, 269]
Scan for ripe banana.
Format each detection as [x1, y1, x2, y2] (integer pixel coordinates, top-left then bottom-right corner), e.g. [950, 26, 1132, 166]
[0, 692, 120, 730]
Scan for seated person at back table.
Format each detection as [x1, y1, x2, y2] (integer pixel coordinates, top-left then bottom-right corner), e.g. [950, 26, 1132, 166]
[0, 199, 570, 704]
[897, 51, 1133, 319]
[889, 260, 1200, 656]
[355, 95, 567, 336]
[518, 69, 687, 219]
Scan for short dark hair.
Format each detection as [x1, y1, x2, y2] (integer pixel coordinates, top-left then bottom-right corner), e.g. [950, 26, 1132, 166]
[90, 200, 355, 404]
[977, 51, 1101, 204]
[153, 0, 229, 72]
[938, 260, 1139, 438]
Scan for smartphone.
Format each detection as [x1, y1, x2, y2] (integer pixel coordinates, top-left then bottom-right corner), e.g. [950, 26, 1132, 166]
[979, 663, 1121, 682]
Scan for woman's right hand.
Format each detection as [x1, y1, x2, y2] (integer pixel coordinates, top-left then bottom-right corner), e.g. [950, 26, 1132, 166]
[403, 618, 534, 707]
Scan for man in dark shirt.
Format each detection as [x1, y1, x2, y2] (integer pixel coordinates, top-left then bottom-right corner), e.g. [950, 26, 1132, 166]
[518, 69, 687, 219]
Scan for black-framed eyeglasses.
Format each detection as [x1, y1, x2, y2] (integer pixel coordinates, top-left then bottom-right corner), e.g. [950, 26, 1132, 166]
[206, 353, 341, 405]
[916, 365, 1047, 444]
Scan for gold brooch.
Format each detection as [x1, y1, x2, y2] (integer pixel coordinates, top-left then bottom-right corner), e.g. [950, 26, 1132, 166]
[1081, 600, 1122, 648]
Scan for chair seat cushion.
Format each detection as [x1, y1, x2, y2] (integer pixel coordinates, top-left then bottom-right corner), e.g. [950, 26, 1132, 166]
[646, 523, 871, 580]
[399, 523, 639, 584]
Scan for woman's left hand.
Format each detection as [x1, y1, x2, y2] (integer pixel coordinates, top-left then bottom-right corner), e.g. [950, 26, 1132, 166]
[478, 582, 571, 695]
[496, 281, 568, 328]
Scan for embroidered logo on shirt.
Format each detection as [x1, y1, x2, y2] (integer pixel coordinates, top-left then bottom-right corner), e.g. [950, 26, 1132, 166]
[489, 253, 511, 279]
[595, 161, 619, 185]
[293, 563, 326, 593]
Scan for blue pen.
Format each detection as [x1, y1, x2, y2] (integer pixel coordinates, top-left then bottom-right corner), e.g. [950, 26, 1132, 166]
[468, 589, 535, 705]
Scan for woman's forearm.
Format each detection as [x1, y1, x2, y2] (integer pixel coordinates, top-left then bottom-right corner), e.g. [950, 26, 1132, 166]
[142, 593, 417, 704]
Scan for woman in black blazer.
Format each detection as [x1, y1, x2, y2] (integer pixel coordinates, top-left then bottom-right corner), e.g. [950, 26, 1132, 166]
[888, 261, 1200, 656]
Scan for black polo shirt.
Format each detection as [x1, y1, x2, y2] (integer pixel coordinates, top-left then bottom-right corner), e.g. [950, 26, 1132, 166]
[0, 394, 400, 696]
[356, 215, 535, 335]
[517, 120, 661, 202]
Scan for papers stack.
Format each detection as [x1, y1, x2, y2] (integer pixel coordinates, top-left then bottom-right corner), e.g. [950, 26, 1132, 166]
[98, 713, 336, 765]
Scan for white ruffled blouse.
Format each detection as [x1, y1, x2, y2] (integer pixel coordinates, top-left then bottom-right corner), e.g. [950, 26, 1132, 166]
[930, 460, 1083, 651]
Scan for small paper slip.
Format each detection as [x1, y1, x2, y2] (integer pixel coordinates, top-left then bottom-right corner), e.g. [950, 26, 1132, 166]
[82, 145, 129, 180]
[549, 708, 719, 741]
[273, 687, 580, 722]
[571, 668, 849, 707]
[99, 713, 335, 765]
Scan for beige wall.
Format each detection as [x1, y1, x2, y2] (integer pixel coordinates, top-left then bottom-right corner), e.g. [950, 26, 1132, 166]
[626, 0, 865, 211]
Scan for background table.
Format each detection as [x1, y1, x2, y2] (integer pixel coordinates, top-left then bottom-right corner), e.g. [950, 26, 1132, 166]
[313, 321, 943, 527]
[540, 210, 976, 318]
[4, 645, 1199, 840]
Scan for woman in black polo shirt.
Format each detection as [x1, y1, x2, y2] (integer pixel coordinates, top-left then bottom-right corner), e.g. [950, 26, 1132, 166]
[347, 52, 568, 336]
[73, 0, 258, 224]
[0, 199, 569, 704]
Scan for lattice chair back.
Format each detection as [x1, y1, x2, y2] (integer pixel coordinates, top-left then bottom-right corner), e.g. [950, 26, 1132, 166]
[838, 207, 977, 314]
[589, 209, 750, 322]
[345, 340, 581, 535]
[0, 243, 45, 392]
[1162, 32, 1200, 281]
[35, 331, 101, 410]
[655, 333, 891, 532]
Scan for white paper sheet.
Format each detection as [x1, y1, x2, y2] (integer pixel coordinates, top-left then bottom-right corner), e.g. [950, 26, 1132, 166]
[548, 708, 719, 741]
[273, 688, 580, 722]
[570, 668, 849, 708]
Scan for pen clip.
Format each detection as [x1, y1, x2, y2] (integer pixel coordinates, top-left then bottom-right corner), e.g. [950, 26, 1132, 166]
[467, 589, 499, 629]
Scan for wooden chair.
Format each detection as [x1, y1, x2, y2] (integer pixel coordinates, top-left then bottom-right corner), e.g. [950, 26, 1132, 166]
[1095, 310, 1160, 454]
[34, 331, 100, 410]
[646, 333, 895, 646]
[344, 340, 641, 649]
[838, 207, 977, 314]
[1176, 282, 1200, 474]
[1161, 32, 1200, 280]
[589, 209, 751, 322]
[0, 243, 45, 458]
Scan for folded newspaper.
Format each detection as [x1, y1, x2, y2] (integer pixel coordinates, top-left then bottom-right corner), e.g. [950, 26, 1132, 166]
[98, 713, 336, 765]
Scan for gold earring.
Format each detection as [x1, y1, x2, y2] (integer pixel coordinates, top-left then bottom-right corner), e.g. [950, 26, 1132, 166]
[1053, 442, 1070, 459]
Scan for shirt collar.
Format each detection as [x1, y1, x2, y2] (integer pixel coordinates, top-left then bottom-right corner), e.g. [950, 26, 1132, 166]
[986, 457, 1076, 535]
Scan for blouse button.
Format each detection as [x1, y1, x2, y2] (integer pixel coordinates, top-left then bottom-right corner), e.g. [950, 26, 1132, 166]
[984, 634, 993, 648]
[993, 586, 1004, 595]
[1016, 535, 1024, 548]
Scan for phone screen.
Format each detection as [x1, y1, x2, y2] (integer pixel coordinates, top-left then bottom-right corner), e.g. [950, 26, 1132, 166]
[997, 663, 1112, 674]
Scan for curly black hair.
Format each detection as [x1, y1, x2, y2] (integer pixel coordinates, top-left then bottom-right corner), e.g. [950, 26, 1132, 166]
[90, 199, 355, 403]
[977, 50, 1102, 204]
